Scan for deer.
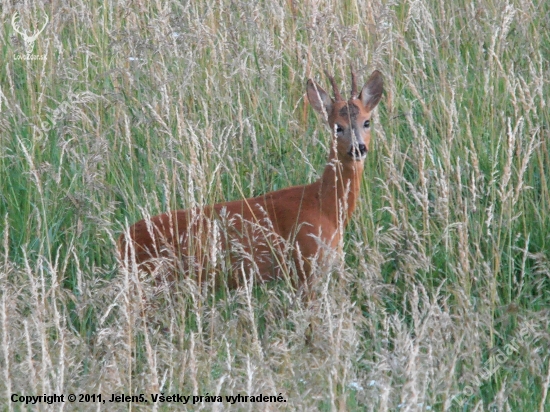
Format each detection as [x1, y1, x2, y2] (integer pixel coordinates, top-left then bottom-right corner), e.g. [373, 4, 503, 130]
[119, 67, 383, 298]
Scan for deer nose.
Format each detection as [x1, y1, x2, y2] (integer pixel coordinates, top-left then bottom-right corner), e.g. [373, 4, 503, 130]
[349, 142, 368, 159]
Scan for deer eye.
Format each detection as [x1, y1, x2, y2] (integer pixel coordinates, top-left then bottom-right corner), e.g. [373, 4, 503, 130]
[363, 120, 370, 128]
[335, 124, 344, 134]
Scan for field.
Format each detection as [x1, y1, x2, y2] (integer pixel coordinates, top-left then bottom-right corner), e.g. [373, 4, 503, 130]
[0, 0, 549, 410]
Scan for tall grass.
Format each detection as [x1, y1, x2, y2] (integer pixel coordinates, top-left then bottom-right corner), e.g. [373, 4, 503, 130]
[0, 0, 549, 410]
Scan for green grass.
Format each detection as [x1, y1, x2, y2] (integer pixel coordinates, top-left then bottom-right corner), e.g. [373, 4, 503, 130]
[1, 0, 549, 410]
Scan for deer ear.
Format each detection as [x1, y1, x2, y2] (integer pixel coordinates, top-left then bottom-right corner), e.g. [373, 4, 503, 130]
[307, 80, 332, 115]
[360, 70, 383, 112]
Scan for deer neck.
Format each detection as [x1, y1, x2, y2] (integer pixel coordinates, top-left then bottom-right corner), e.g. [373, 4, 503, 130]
[317, 149, 364, 228]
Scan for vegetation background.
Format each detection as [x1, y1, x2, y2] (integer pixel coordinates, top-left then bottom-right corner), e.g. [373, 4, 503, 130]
[0, 0, 549, 410]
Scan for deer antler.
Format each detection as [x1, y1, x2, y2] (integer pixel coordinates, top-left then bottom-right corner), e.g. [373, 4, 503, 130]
[28, 14, 49, 41]
[324, 69, 343, 101]
[11, 12, 27, 37]
[350, 63, 358, 99]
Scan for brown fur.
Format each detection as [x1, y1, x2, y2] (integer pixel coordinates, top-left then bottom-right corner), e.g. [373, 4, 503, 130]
[119, 70, 383, 292]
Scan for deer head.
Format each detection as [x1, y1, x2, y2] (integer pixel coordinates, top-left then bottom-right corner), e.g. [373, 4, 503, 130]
[12, 12, 49, 55]
[307, 67, 383, 165]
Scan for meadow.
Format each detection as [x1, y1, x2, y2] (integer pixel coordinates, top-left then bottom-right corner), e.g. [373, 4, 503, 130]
[0, 0, 549, 410]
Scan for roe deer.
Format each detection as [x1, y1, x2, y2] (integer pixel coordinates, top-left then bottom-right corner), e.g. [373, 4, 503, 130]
[119, 68, 383, 294]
